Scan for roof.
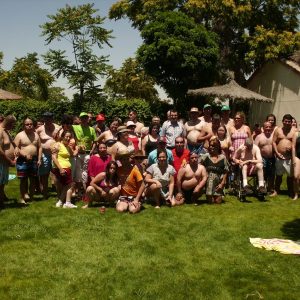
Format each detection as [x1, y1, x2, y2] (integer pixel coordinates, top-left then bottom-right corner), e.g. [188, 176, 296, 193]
[0, 89, 22, 100]
[187, 80, 273, 103]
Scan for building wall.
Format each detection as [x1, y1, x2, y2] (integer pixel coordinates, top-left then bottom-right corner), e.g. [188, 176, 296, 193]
[247, 61, 300, 126]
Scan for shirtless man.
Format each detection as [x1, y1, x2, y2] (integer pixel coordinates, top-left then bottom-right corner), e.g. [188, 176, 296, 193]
[233, 138, 266, 195]
[255, 121, 275, 193]
[36, 112, 59, 198]
[185, 107, 212, 155]
[199, 104, 212, 127]
[0, 115, 16, 207]
[14, 118, 42, 204]
[176, 152, 207, 204]
[272, 114, 297, 197]
[220, 105, 234, 130]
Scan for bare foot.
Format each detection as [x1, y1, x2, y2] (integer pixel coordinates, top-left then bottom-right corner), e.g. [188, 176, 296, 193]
[292, 194, 298, 201]
[270, 191, 278, 197]
[81, 204, 89, 209]
[155, 205, 160, 209]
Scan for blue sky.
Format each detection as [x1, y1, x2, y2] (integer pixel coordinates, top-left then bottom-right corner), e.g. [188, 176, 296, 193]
[0, 0, 144, 97]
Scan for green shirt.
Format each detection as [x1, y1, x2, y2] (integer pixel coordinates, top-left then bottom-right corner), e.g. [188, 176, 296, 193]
[72, 125, 96, 151]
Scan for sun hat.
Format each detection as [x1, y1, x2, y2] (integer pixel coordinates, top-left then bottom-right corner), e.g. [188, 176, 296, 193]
[117, 126, 130, 134]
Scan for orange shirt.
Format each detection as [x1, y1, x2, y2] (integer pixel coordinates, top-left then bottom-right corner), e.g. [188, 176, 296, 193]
[119, 165, 143, 196]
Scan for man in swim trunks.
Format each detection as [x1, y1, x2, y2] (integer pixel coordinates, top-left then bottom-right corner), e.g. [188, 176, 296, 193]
[185, 107, 211, 155]
[14, 118, 42, 204]
[0, 115, 16, 207]
[36, 112, 59, 198]
[272, 114, 297, 197]
[176, 152, 207, 204]
[233, 138, 266, 195]
[255, 121, 275, 193]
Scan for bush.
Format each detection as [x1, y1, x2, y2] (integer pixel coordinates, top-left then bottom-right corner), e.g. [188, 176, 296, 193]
[0, 99, 72, 135]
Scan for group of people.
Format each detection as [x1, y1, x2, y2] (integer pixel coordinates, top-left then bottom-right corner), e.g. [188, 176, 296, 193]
[0, 105, 299, 212]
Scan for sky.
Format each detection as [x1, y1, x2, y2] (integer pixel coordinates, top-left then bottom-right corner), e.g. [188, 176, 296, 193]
[0, 0, 154, 98]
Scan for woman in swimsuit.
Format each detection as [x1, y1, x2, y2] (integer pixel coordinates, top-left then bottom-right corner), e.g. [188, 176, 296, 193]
[141, 124, 160, 156]
[96, 118, 121, 154]
[126, 121, 140, 151]
[110, 126, 135, 161]
[217, 125, 231, 160]
[228, 112, 251, 158]
[84, 161, 120, 208]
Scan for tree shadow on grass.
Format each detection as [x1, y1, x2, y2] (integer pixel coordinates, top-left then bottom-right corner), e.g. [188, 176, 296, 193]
[281, 218, 300, 240]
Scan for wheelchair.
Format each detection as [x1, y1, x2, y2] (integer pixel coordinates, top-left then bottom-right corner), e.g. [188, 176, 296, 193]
[227, 163, 267, 202]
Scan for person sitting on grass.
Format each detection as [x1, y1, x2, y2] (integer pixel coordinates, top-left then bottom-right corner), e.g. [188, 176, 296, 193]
[51, 130, 76, 208]
[176, 152, 207, 205]
[200, 137, 229, 204]
[116, 153, 144, 213]
[83, 161, 120, 208]
[233, 137, 266, 195]
[145, 149, 178, 208]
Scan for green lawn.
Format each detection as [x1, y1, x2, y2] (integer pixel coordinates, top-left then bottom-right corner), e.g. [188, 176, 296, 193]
[1, 177, 300, 299]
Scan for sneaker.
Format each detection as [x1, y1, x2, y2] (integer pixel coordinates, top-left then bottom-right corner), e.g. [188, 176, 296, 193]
[19, 199, 28, 205]
[63, 202, 77, 208]
[258, 186, 267, 194]
[56, 200, 63, 208]
[243, 185, 253, 195]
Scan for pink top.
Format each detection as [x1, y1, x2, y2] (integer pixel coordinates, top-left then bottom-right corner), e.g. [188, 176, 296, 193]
[128, 136, 139, 151]
[88, 155, 112, 178]
[231, 131, 248, 153]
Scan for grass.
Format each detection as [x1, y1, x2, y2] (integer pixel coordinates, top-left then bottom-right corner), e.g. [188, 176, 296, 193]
[1, 176, 300, 299]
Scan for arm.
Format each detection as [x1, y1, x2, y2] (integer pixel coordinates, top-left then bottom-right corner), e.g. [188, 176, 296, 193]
[90, 173, 106, 196]
[251, 146, 263, 164]
[194, 166, 208, 193]
[272, 128, 284, 159]
[167, 174, 175, 201]
[51, 144, 65, 174]
[37, 135, 42, 166]
[141, 136, 147, 155]
[0, 130, 14, 165]
[134, 180, 145, 203]
[292, 132, 297, 164]
[144, 172, 162, 188]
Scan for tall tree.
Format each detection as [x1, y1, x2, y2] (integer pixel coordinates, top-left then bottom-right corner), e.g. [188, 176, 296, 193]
[0, 53, 54, 100]
[41, 3, 113, 110]
[110, 0, 300, 83]
[104, 57, 159, 101]
[136, 11, 219, 107]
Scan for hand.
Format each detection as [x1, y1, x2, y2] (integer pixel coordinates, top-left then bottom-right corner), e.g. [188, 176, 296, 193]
[175, 192, 184, 201]
[216, 183, 224, 192]
[10, 159, 16, 167]
[14, 148, 20, 157]
[155, 181, 162, 188]
[26, 154, 32, 161]
[277, 153, 285, 159]
[37, 160, 41, 167]
[194, 186, 201, 194]
[100, 190, 107, 198]
[59, 168, 66, 175]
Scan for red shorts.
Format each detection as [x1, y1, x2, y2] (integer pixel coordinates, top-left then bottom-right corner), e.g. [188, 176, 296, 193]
[51, 168, 73, 185]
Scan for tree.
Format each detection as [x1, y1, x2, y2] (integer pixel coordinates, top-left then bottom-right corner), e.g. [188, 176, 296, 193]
[104, 57, 159, 101]
[110, 0, 300, 83]
[41, 3, 113, 110]
[0, 53, 54, 100]
[136, 11, 219, 107]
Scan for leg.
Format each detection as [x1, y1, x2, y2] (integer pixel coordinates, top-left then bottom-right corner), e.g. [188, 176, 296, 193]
[293, 158, 300, 200]
[28, 176, 36, 200]
[271, 175, 282, 196]
[0, 184, 5, 208]
[128, 201, 141, 213]
[116, 200, 129, 212]
[213, 195, 223, 204]
[145, 183, 161, 208]
[287, 176, 294, 198]
[40, 174, 49, 199]
[107, 187, 120, 203]
[20, 177, 29, 203]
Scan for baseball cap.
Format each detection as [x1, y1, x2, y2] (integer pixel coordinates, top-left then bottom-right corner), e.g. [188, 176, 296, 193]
[190, 107, 199, 112]
[221, 105, 230, 111]
[96, 114, 105, 121]
[203, 104, 212, 109]
[79, 112, 89, 118]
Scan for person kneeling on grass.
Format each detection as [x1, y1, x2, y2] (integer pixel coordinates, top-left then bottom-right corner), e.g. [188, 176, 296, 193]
[233, 137, 267, 195]
[145, 149, 178, 208]
[176, 152, 207, 205]
[116, 152, 144, 213]
[83, 161, 120, 208]
[51, 131, 76, 208]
